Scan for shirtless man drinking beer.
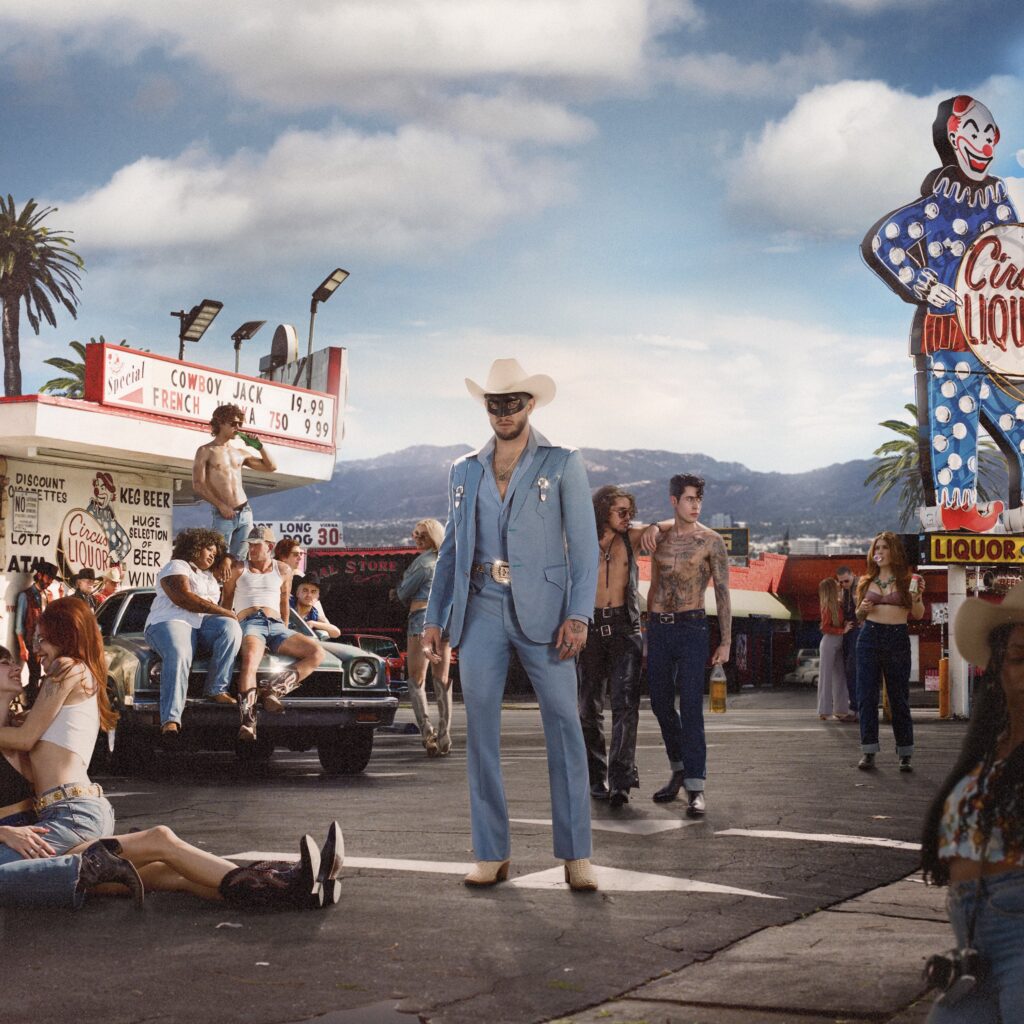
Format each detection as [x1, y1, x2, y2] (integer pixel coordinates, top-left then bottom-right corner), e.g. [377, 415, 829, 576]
[193, 404, 277, 558]
[647, 473, 731, 817]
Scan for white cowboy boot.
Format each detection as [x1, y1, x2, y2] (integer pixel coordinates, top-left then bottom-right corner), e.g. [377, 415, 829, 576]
[409, 683, 438, 755]
[434, 679, 453, 755]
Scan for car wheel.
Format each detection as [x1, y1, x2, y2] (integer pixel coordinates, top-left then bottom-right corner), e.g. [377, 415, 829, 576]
[811, 676, 819, 687]
[235, 733, 275, 765]
[318, 726, 374, 775]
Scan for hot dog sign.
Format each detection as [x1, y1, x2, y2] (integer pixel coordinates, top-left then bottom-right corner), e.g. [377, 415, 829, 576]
[862, 95, 1023, 533]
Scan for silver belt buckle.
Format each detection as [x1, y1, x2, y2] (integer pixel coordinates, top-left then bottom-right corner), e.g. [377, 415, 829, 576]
[491, 560, 511, 585]
[659, 613, 675, 624]
[599, 624, 612, 637]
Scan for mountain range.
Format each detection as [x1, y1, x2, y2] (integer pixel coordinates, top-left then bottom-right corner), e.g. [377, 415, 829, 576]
[174, 445, 906, 545]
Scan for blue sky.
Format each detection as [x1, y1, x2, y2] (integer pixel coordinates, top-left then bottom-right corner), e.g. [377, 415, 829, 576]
[2, 0, 1023, 472]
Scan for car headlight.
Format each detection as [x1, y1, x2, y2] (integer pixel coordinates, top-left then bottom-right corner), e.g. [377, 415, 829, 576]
[349, 658, 378, 687]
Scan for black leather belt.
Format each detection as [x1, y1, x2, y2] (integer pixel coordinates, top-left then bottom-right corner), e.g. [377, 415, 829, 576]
[234, 502, 250, 512]
[654, 610, 705, 624]
[472, 560, 511, 585]
[594, 606, 627, 619]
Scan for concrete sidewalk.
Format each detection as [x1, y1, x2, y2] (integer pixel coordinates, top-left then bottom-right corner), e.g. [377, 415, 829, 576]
[548, 873, 947, 1024]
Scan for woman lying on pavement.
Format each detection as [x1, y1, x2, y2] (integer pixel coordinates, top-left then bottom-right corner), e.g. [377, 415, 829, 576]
[920, 581, 1024, 1020]
[0, 604, 342, 911]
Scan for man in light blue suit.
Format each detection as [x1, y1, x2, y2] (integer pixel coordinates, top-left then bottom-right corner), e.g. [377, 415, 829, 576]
[423, 358, 600, 891]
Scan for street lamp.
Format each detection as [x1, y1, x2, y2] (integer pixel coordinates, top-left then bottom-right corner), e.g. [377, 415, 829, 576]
[171, 299, 223, 361]
[307, 268, 348, 380]
[231, 320, 266, 374]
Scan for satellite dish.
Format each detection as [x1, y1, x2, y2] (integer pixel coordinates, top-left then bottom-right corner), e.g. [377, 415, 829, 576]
[259, 324, 299, 373]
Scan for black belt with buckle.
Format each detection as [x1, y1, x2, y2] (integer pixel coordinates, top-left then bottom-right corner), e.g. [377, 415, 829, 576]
[471, 560, 511, 585]
[656, 610, 706, 624]
[594, 606, 627, 619]
[234, 501, 250, 513]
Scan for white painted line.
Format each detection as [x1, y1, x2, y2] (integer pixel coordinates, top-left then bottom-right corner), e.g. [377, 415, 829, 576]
[361, 772, 418, 778]
[227, 851, 475, 874]
[512, 816, 695, 836]
[509, 865, 782, 898]
[715, 828, 921, 851]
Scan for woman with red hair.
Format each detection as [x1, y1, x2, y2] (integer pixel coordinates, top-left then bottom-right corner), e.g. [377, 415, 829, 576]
[0, 598, 339, 910]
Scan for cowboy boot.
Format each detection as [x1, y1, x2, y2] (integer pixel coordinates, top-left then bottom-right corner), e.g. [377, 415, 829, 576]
[238, 689, 258, 742]
[434, 680, 453, 756]
[258, 668, 301, 713]
[940, 501, 1003, 532]
[316, 820, 344, 907]
[409, 682, 438, 755]
[219, 836, 323, 910]
[76, 840, 145, 908]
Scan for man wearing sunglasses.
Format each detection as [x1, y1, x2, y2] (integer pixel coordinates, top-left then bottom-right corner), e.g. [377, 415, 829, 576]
[578, 486, 663, 808]
[422, 358, 600, 891]
[193, 404, 277, 559]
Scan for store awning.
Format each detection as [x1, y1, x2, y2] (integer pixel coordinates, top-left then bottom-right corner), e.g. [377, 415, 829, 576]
[638, 581, 796, 620]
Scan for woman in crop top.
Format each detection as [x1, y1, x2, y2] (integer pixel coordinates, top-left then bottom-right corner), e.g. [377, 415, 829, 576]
[854, 532, 925, 772]
[395, 519, 452, 756]
[920, 584, 1024, 1021]
[0, 609, 342, 911]
[817, 578, 851, 721]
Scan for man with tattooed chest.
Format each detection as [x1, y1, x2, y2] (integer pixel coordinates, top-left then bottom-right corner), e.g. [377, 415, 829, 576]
[423, 359, 601, 891]
[647, 474, 732, 817]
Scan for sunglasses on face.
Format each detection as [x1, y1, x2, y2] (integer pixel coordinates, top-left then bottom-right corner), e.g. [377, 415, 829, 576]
[610, 508, 633, 518]
[485, 394, 529, 417]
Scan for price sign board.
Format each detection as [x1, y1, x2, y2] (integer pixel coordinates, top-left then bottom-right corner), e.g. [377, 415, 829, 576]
[254, 521, 344, 549]
[86, 343, 336, 448]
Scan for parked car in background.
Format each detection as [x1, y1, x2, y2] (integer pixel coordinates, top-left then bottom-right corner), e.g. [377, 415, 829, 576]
[94, 589, 397, 775]
[337, 632, 406, 686]
[783, 648, 821, 686]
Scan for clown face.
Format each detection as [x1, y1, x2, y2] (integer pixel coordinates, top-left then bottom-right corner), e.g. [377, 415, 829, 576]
[948, 97, 999, 182]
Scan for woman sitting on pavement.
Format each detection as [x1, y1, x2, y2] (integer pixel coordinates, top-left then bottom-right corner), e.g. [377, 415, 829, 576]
[395, 518, 452, 757]
[920, 581, 1024, 1020]
[854, 531, 925, 772]
[0, 623, 342, 911]
[817, 578, 855, 722]
[143, 528, 243, 739]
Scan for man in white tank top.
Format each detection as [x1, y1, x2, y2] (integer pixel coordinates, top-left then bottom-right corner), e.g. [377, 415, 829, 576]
[222, 526, 324, 741]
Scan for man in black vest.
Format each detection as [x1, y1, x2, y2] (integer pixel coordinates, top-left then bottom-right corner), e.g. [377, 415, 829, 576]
[578, 486, 659, 807]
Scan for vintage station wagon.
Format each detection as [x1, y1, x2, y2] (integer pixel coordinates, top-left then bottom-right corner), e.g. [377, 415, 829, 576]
[93, 588, 398, 774]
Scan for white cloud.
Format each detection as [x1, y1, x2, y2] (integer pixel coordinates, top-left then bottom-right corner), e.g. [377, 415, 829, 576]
[727, 80, 944, 236]
[336, 311, 918, 473]
[662, 40, 854, 99]
[0, 1, 699, 114]
[52, 124, 576, 266]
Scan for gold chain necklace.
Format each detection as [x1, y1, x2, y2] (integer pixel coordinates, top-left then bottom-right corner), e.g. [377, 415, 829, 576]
[494, 448, 524, 482]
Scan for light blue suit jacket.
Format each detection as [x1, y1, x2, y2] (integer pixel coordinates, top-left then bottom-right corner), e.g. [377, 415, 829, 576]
[426, 430, 599, 646]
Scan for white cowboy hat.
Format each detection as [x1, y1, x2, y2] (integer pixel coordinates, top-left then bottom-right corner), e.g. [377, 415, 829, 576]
[954, 580, 1024, 669]
[465, 358, 556, 408]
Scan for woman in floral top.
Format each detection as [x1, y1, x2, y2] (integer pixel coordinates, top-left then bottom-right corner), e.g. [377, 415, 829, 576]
[920, 582, 1024, 1020]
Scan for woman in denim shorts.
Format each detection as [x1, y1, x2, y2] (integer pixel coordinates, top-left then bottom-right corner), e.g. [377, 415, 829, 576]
[0, 608, 341, 911]
[395, 519, 453, 756]
[920, 583, 1024, 1020]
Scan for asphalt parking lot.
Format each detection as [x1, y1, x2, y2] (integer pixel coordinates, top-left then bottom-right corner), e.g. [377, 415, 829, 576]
[1, 689, 964, 1024]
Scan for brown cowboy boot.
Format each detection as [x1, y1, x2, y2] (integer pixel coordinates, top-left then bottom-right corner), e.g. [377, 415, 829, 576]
[258, 669, 301, 713]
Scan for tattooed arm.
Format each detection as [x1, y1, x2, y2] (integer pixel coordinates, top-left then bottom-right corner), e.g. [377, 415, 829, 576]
[709, 533, 731, 665]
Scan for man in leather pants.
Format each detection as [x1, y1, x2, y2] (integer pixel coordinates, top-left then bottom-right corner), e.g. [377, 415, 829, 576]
[578, 486, 659, 808]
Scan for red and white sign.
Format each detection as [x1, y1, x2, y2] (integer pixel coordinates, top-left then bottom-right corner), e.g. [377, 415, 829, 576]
[957, 224, 1024, 376]
[86, 344, 337, 448]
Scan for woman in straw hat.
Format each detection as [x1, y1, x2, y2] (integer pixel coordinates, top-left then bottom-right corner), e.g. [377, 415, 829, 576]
[854, 531, 925, 771]
[919, 582, 1024, 1019]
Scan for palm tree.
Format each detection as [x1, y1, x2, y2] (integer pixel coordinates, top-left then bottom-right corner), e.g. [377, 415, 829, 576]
[0, 196, 84, 395]
[865, 403, 1003, 527]
[39, 336, 127, 399]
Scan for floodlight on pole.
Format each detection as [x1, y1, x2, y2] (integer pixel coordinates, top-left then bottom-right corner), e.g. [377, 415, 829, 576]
[231, 320, 266, 374]
[308, 268, 348, 356]
[171, 299, 223, 360]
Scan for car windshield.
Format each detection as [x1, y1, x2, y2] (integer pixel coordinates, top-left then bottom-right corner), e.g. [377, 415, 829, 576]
[363, 638, 399, 658]
[117, 592, 156, 634]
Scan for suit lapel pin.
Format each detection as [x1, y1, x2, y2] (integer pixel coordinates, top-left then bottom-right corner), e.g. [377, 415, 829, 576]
[537, 477, 549, 502]
[454, 484, 464, 509]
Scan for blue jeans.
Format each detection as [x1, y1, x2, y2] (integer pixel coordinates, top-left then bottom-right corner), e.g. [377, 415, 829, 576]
[647, 615, 709, 791]
[457, 581, 591, 861]
[0, 795, 115, 908]
[211, 504, 253, 559]
[240, 611, 293, 653]
[927, 871, 1024, 1022]
[856, 620, 914, 756]
[146, 616, 243, 727]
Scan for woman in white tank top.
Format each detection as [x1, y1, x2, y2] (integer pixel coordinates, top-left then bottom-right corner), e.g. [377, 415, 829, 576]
[0, 601, 341, 911]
